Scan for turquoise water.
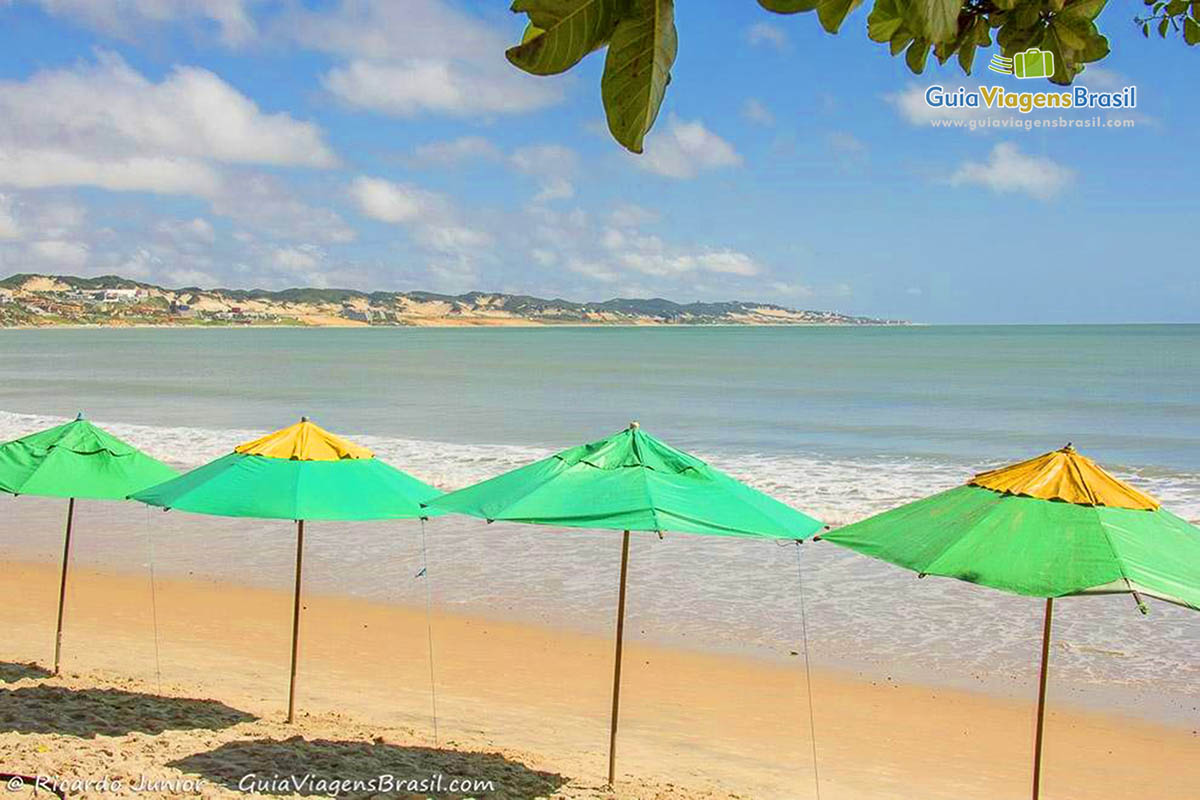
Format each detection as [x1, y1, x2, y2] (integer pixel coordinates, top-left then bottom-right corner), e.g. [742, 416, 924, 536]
[1, 325, 1198, 721]
[1, 324, 1198, 471]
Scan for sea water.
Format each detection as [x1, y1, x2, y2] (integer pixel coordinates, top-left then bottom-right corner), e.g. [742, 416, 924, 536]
[1, 325, 1197, 723]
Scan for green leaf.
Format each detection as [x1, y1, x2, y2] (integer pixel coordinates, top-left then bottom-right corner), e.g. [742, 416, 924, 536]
[973, 16, 993, 45]
[890, 30, 915, 53]
[912, 0, 960, 42]
[1011, 2, 1042, 29]
[521, 23, 546, 44]
[992, 0, 1016, 10]
[958, 40, 977, 72]
[905, 37, 930, 72]
[1081, 30, 1110, 60]
[1186, 16, 1200, 43]
[1052, 17, 1088, 49]
[1142, 21, 1151, 36]
[1158, 16, 1170, 35]
[1060, 0, 1108, 22]
[817, 0, 865, 33]
[600, 0, 677, 154]
[758, 0, 821, 11]
[1165, 0, 1187, 14]
[507, 0, 625, 76]
[867, 0, 905, 42]
[1043, 27, 1076, 84]
[758, 0, 863, 33]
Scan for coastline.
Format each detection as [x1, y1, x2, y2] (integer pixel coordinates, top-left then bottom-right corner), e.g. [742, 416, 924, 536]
[3, 561, 1196, 798]
[0, 320, 914, 331]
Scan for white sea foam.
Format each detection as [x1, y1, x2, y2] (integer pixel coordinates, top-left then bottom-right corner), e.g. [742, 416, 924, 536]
[3, 408, 1199, 722]
[4, 410, 1197, 525]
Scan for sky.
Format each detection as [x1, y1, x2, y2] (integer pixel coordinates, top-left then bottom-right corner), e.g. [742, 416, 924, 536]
[0, 0, 1194, 323]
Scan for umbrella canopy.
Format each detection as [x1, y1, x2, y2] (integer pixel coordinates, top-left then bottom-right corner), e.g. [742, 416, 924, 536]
[429, 423, 823, 786]
[0, 414, 177, 499]
[427, 422, 822, 538]
[132, 418, 441, 520]
[822, 445, 1200, 609]
[0, 413, 178, 675]
[130, 418, 442, 724]
[821, 445, 1200, 800]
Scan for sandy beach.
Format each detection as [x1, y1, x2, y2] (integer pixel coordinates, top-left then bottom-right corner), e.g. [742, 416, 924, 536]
[1, 561, 1195, 799]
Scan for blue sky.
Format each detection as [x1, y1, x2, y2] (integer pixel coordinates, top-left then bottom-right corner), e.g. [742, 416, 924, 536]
[0, 0, 1194, 323]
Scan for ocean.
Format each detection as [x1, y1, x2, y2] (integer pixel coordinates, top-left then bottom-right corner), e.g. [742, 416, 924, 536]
[1, 325, 1197, 722]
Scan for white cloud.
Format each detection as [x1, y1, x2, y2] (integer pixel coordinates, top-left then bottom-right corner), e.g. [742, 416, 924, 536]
[743, 98, 775, 127]
[28, 239, 90, 269]
[411, 136, 501, 166]
[280, 0, 497, 62]
[271, 245, 322, 272]
[0, 195, 20, 240]
[324, 60, 559, 117]
[533, 178, 575, 203]
[414, 223, 492, 254]
[0, 55, 345, 230]
[0, 53, 335, 176]
[349, 174, 492, 267]
[287, 0, 562, 118]
[211, 174, 355, 244]
[828, 131, 867, 157]
[0, 148, 220, 195]
[770, 281, 815, 298]
[350, 177, 435, 224]
[20, 0, 259, 46]
[597, 223, 761, 279]
[638, 117, 743, 179]
[156, 217, 215, 244]
[510, 144, 578, 176]
[609, 204, 660, 228]
[746, 22, 790, 52]
[949, 142, 1073, 200]
[511, 144, 578, 204]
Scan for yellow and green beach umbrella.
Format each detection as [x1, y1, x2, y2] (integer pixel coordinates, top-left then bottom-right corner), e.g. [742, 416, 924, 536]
[132, 418, 442, 722]
[820, 445, 1200, 800]
[0, 414, 178, 674]
[427, 422, 823, 785]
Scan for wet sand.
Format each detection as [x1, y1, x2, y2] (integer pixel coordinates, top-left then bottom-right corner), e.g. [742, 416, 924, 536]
[1, 561, 1196, 799]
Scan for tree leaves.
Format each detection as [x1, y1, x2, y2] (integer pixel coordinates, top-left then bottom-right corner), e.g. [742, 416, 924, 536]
[913, 0, 962, 42]
[600, 0, 678, 154]
[506, 0, 676, 153]
[1133, 0, 1198, 46]
[760, 0, 865, 34]
[501, 0, 1182, 154]
[506, 0, 626, 75]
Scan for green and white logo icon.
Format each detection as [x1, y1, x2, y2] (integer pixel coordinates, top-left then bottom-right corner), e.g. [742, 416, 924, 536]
[988, 48, 1056, 79]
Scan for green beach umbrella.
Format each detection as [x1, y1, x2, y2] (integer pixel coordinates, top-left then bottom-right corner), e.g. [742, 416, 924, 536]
[427, 422, 823, 785]
[820, 445, 1200, 800]
[132, 417, 442, 722]
[0, 413, 178, 674]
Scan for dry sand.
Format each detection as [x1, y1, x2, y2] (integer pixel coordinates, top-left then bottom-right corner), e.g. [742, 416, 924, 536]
[0, 561, 1195, 799]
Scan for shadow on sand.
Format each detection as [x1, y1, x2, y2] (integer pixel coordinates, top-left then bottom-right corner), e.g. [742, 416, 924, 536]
[170, 737, 568, 799]
[0, 662, 53, 683]
[0, 685, 257, 737]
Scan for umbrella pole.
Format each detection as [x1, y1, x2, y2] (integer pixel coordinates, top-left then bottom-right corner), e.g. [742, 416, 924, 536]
[52, 498, 76, 676]
[1031, 597, 1054, 800]
[286, 519, 305, 724]
[607, 530, 631, 787]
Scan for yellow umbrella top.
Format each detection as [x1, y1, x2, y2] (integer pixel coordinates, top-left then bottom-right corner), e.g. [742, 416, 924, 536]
[968, 444, 1158, 511]
[234, 418, 374, 462]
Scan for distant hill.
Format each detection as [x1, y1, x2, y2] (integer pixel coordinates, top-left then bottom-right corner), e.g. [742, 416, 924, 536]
[0, 273, 907, 328]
